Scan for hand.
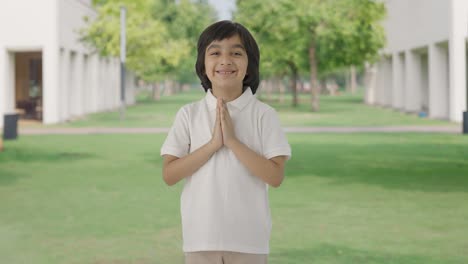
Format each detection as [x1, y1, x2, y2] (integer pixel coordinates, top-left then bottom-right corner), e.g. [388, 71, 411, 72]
[210, 98, 223, 151]
[219, 98, 237, 148]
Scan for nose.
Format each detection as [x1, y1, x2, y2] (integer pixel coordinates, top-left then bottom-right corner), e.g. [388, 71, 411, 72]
[220, 53, 232, 65]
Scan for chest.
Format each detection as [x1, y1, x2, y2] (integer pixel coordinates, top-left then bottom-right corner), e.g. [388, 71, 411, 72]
[188, 106, 262, 154]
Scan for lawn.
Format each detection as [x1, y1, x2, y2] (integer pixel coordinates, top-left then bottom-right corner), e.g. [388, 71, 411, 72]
[26, 88, 457, 128]
[1, 133, 467, 263]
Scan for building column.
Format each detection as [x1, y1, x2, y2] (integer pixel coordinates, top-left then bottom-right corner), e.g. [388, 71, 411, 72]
[59, 48, 70, 121]
[364, 62, 377, 105]
[75, 53, 84, 116]
[68, 52, 77, 117]
[98, 57, 105, 111]
[43, 45, 60, 124]
[392, 52, 405, 109]
[449, 0, 468, 122]
[0, 49, 5, 127]
[383, 56, 393, 107]
[112, 58, 119, 108]
[429, 43, 449, 119]
[82, 54, 90, 114]
[375, 60, 385, 105]
[405, 50, 421, 112]
[89, 54, 99, 113]
[0, 49, 15, 127]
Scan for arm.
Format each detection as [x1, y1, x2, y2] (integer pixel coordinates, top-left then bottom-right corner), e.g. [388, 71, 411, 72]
[162, 141, 218, 186]
[162, 103, 224, 186]
[219, 99, 288, 187]
[228, 139, 287, 187]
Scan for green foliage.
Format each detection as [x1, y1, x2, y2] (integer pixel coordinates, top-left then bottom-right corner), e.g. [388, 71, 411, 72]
[235, 0, 386, 75]
[81, 0, 216, 83]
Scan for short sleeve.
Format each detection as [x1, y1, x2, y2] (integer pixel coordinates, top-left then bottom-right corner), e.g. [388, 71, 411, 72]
[261, 108, 292, 160]
[160, 107, 190, 158]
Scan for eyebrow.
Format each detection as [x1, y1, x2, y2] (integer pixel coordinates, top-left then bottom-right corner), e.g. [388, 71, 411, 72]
[207, 43, 246, 51]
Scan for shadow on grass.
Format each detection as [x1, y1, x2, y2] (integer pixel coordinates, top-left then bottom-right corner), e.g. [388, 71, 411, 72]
[0, 168, 28, 185]
[0, 145, 96, 185]
[286, 140, 468, 193]
[0, 147, 95, 163]
[270, 243, 459, 264]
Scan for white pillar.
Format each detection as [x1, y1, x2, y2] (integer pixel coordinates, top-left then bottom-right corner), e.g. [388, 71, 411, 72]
[113, 58, 119, 108]
[59, 48, 70, 121]
[43, 45, 60, 124]
[383, 57, 393, 107]
[375, 60, 385, 105]
[405, 50, 421, 112]
[98, 57, 105, 111]
[448, 0, 468, 122]
[0, 48, 5, 127]
[420, 53, 429, 112]
[69, 52, 77, 117]
[42, 0, 60, 124]
[429, 43, 449, 119]
[0, 50, 15, 127]
[75, 53, 83, 116]
[364, 63, 377, 105]
[90, 54, 99, 113]
[392, 52, 405, 109]
[82, 54, 90, 114]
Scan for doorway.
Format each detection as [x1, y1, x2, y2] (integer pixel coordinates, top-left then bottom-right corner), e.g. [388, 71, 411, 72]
[14, 52, 43, 121]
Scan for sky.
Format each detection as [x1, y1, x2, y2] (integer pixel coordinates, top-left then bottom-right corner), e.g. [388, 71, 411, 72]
[207, 0, 236, 20]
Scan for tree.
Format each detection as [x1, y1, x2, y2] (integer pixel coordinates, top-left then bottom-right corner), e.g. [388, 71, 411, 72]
[235, 0, 386, 111]
[81, 0, 216, 97]
[236, 0, 308, 107]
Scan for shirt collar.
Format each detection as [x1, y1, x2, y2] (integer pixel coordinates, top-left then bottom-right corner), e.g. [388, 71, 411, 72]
[205, 87, 253, 111]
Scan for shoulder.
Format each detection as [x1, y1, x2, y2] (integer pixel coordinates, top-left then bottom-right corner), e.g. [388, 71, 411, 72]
[177, 97, 205, 116]
[251, 97, 277, 118]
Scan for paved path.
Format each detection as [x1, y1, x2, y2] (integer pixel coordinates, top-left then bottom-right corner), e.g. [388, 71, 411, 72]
[18, 126, 462, 135]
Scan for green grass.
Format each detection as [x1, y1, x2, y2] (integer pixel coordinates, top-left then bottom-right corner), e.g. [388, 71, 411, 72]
[29, 89, 456, 128]
[1, 133, 468, 263]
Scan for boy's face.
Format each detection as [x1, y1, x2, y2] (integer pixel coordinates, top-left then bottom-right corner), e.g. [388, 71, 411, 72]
[204, 34, 248, 91]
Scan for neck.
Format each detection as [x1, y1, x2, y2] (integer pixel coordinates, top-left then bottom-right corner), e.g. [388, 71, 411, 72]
[211, 85, 244, 102]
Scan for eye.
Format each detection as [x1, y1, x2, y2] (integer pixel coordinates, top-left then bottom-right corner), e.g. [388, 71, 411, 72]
[210, 52, 220, 56]
[233, 52, 243, 56]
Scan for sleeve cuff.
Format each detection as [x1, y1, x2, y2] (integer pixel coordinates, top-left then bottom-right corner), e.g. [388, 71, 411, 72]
[264, 147, 292, 160]
[160, 146, 187, 158]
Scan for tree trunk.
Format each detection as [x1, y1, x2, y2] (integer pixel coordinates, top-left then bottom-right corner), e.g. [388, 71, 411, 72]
[309, 42, 319, 111]
[164, 79, 173, 96]
[288, 62, 298, 107]
[278, 77, 285, 103]
[273, 77, 281, 102]
[266, 79, 272, 101]
[351, 65, 357, 94]
[346, 69, 351, 93]
[152, 82, 160, 101]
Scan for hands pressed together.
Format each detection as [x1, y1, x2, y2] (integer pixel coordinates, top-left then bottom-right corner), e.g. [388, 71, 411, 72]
[211, 98, 238, 151]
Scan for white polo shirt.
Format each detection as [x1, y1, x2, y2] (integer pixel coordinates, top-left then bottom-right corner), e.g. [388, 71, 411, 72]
[160, 87, 291, 254]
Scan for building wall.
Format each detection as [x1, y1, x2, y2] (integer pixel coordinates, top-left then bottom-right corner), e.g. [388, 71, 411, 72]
[368, 0, 468, 122]
[0, 0, 57, 126]
[383, 0, 451, 53]
[0, 0, 135, 128]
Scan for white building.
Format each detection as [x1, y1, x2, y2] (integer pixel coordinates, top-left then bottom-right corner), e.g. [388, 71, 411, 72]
[365, 0, 468, 122]
[0, 0, 136, 127]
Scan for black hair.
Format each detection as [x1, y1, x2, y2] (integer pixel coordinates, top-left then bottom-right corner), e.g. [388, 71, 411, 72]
[195, 20, 260, 94]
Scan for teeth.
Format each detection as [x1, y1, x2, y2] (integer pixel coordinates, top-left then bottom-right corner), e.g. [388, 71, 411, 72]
[217, 71, 234, 74]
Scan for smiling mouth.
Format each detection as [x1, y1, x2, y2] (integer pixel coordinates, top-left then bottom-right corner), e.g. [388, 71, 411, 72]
[216, 71, 236, 75]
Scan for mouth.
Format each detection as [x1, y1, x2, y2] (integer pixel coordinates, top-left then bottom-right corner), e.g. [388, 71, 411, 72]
[216, 70, 236, 75]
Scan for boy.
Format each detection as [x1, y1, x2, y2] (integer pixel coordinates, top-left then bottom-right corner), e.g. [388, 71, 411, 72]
[160, 20, 291, 264]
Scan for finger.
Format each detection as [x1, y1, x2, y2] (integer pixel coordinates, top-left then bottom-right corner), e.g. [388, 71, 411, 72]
[221, 106, 225, 121]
